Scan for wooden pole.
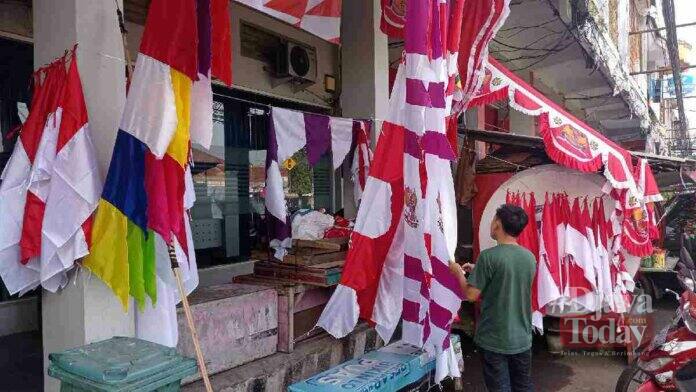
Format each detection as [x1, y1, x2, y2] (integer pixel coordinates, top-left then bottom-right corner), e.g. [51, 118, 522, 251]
[114, 3, 210, 390]
[169, 245, 214, 392]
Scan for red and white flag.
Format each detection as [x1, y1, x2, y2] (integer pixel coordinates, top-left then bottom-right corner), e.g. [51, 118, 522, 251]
[533, 194, 563, 330]
[563, 199, 597, 312]
[40, 54, 100, 292]
[0, 64, 58, 295]
[0, 51, 100, 295]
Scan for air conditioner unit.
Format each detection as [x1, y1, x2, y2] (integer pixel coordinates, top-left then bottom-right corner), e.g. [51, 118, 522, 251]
[275, 41, 317, 84]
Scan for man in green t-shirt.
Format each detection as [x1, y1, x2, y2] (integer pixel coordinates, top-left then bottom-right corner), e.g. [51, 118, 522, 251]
[449, 204, 536, 392]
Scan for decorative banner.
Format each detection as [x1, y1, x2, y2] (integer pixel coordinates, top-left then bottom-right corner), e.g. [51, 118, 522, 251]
[469, 56, 663, 257]
[265, 107, 365, 259]
[236, 0, 342, 43]
[470, 57, 639, 196]
[455, 0, 511, 111]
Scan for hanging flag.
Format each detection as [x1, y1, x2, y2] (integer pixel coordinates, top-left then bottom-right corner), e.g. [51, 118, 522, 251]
[456, 0, 511, 111]
[0, 51, 100, 296]
[84, 0, 229, 315]
[236, 0, 342, 43]
[0, 63, 60, 295]
[191, 0, 233, 150]
[265, 107, 355, 259]
[211, 0, 233, 86]
[320, 0, 504, 382]
[19, 61, 67, 268]
[533, 194, 563, 330]
[563, 198, 596, 311]
[351, 120, 372, 206]
[592, 198, 614, 312]
[40, 52, 101, 292]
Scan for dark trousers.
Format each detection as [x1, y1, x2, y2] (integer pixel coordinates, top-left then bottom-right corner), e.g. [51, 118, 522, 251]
[480, 348, 533, 392]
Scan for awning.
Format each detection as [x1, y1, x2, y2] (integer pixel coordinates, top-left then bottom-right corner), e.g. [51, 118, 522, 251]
[462, 128, 696, 174]
[468, 57, 645, 197]
[465, 59, 665, 256]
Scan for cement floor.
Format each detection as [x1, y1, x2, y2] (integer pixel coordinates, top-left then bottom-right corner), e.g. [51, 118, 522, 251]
[0, 299, 676, 391]
[453, 298, 676, 392]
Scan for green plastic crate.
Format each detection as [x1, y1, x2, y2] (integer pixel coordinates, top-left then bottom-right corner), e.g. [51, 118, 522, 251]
[48, 336, 198, 392]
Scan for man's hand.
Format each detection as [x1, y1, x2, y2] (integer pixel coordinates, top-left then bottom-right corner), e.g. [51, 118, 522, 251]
[449, 260, 466, 278]
[449, 261, 473, 275]
[449, 261, 481, 302]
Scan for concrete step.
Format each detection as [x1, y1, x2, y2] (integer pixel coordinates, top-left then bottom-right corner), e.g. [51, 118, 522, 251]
[177, 283, 278, 382]
[182, 323, 384, 392]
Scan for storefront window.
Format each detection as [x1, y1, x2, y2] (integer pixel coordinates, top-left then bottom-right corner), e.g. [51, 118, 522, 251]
[190, 92, 332, 267]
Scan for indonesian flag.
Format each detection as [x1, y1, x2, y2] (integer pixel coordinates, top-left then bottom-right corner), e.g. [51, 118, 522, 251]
[40, 55, 100, 292]
[0, 64, 58, 295]
[316, 120, 405, 340]
[563, 199, 596, 312]
[591, 198, 614, 312]
[533, 194, 563, 331]
[351, 120, 372, 206]
[0, 51, 100, 295]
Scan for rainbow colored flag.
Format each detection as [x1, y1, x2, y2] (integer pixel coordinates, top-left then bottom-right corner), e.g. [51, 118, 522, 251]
[84, 0, 231, 310]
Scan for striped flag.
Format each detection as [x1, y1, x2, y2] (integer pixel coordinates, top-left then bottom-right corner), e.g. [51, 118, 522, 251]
[318, 0, 503, 382]
[84, 0, 231, 313]
[40, 55, 101, 292]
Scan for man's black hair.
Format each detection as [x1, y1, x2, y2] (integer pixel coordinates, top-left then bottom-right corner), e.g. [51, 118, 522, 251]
[495, 204, 529, 237]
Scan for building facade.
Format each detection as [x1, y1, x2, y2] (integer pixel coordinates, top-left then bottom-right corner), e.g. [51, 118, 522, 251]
[0, 0, 674, 390]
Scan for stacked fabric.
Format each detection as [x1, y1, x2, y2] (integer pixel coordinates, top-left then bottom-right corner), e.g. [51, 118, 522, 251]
[83, 0, 231, 347]
[0, 49, 100, 296]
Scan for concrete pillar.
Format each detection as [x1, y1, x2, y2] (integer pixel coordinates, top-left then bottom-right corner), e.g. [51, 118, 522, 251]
[339, 0, 389, 218]
[33, 1, 133, 390]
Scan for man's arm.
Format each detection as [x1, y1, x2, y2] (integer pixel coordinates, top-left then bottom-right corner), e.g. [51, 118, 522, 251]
[448, 261, 481, 302]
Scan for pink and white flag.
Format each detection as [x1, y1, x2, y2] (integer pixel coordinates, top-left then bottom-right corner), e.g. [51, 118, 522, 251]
[319, 0, 508, 382]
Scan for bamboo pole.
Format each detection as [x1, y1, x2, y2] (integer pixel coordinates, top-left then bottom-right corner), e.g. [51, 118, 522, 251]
[169, 245, 214, 392]
[114, 3, 211, 389]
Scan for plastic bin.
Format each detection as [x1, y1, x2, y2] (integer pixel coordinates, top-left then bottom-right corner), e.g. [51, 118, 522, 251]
[48, 336, 197, 392]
